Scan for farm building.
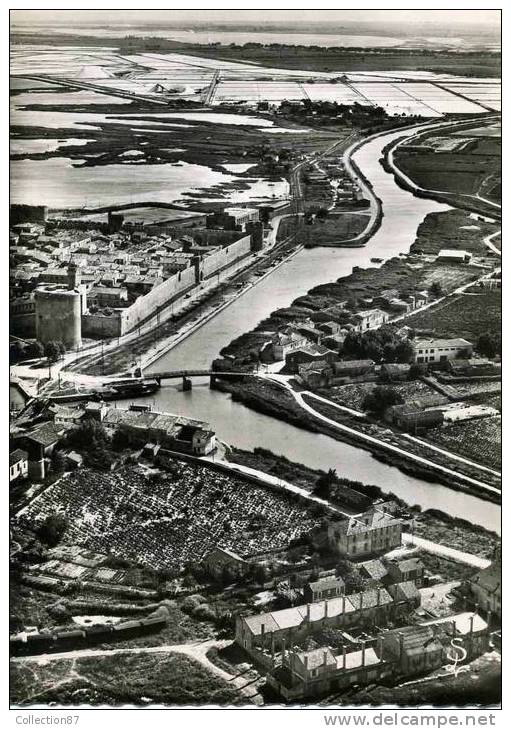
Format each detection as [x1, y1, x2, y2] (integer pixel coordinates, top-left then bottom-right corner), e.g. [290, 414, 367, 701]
[469, 556, 501, 619]
[269, 643, 392, 701]
[411, 338, 473, 364]
[435, 249, 473, 264]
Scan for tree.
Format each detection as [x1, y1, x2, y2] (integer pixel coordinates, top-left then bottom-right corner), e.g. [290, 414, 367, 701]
[313, 468, 338, 499]
[57, 341, 66, 357]
[408, 362, 426, 380]
[429, 281, 444, 298]
[44, 341, 61, 363]
[28, 341, 44, 359]
[66, 419, 110, 452]
[37, 513, 68, 547]
[363, 386, 404, 416]
[51, 450, 66, 474]
[477, 333, 501, 359]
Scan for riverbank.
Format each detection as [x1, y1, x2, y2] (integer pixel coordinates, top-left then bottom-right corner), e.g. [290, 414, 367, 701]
[213, 378, 500, 505]
[225, 446, 500, 554]
[381, 116, 501, 220]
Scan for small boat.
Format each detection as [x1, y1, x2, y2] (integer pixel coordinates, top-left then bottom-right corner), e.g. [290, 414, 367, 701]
[371, 257, 383, 263]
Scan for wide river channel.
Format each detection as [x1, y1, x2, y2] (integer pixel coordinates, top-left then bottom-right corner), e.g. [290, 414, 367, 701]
[122, 127, 500, 534]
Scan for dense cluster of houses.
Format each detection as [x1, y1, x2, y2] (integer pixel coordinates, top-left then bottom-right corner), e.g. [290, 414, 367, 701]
[10, 210, 266, 343]
[9, 401, 216, 481]
[234, 531, 499, 700]
[269, 610, 490, 700]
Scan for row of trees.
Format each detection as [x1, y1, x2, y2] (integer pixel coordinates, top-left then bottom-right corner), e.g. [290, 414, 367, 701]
[9, 339, 66, 364]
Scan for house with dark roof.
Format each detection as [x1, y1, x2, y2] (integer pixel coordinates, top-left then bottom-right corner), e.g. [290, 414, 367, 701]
[469, 557, 501, 619]
[269, 643, 392, 701]
[359, 559, 389, 585]
[379, 625, 444, 676]
[388, 558, 425, 587]
[387, 580, 421, 610]
[203, 547, 249, 579]
[15, 422, 67, 479]
[9, 449, 28, 483]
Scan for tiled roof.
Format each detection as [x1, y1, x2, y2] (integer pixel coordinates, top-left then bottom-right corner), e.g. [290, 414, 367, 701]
[392, 625, 442, 655]
[9, 449, 28, 466]
[392, 558, 424, 574]
[470, 560, 501, 594]
[308, 576, 345, 592]
[25, 422, 64, 447]
[389, 581, 420, 602]
[360, 559, 388, 580]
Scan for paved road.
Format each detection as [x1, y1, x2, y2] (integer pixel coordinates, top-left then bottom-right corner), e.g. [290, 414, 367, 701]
[201, 455, 351, 516]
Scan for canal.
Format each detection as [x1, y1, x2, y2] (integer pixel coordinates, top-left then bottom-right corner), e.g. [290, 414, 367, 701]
[123, 127, 500, 534]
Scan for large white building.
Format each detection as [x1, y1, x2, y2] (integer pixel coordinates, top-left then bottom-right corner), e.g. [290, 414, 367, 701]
[411, 338, 473, 364]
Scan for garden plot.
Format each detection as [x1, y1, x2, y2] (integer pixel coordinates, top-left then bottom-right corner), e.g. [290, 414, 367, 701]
[16, 464, 322, 571]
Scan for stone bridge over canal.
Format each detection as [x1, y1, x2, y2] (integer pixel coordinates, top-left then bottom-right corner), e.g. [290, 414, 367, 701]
[140, 368, 259, 391]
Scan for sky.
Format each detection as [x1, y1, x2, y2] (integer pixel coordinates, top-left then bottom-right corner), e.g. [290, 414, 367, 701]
[11, 9, 501, 30]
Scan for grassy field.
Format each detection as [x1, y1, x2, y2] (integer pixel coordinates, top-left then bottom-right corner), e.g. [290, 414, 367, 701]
[395, 136, 501, 200]
[410, 209, 499, 256]
[413, 511, 500, 554]
[10, 652, 244, 706]
[404, 289, 501, 341]
[307, 213, 370, 244]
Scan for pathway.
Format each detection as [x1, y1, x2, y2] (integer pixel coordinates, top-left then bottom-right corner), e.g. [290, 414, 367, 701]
[483, 230, 501, 257]
[402, 534, 491, 570]
[10, 638, 263, 704]
[265, 377, 500, 497]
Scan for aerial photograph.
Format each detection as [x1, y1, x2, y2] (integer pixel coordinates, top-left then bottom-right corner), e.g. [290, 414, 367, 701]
[9, 7, 501, 711]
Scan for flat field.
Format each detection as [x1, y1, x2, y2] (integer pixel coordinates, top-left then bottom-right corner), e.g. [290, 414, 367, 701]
[395, 135, 501, 199]
[306, 213, 370, 244]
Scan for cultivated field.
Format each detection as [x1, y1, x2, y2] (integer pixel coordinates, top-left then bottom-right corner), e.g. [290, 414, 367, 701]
[17, 463, 322, 571]
[404, 289, 501, 341]
[425, 417, 501, 470]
